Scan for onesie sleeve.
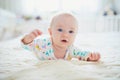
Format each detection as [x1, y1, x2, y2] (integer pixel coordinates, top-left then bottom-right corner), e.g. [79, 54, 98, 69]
[21, 37, 40, 52]
[21, 35, 51, 53]
[69, 45, 90, 61]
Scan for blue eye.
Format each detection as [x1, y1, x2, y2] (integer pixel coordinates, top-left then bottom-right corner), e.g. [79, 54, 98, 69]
[58, 29, 63, 32]
[69, 30, 74, 33]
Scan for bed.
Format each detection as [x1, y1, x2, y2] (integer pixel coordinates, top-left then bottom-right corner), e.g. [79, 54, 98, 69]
[0, 8, 120, 80]
[0, 32, 120, 80]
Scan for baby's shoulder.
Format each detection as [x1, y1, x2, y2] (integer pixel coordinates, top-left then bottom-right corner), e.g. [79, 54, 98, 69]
[34, 35, 52, 45]
[34, 34, 50, 41]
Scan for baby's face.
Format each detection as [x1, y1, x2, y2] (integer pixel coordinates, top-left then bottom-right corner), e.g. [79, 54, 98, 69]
[49, 14, 78, 48]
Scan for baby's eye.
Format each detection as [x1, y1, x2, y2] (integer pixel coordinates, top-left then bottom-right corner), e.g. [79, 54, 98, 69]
[58, 28, 63, 32]
[69, 30, 74, 33]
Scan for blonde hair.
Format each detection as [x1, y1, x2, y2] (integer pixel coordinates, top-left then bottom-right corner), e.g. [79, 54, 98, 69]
[50, 13, 78, 29]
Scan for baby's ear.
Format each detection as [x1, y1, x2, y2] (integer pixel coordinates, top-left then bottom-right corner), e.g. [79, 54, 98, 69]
[48, 28, 52, 35]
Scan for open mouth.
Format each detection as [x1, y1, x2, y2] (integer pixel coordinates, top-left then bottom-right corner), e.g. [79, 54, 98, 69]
[61, 39, 68, 43]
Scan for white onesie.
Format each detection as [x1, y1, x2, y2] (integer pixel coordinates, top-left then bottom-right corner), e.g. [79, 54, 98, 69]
[22, 35, 90, 60]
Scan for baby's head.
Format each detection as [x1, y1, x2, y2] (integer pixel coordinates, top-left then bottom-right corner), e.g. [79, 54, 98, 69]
[49, 13, 78, 48]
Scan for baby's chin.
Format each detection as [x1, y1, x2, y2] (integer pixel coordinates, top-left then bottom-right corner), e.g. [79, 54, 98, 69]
[59, 43, 71, 48]
[54, 42, 68, 48]
[59, 45, 69, 49]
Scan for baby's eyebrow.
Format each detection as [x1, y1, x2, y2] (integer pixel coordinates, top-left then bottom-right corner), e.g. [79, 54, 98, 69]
[69, 27, 76, 30]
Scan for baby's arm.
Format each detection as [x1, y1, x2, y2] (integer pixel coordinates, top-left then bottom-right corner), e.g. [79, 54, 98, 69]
[70, 46, 100, 62]
[21, 29, 42, 44]
[78, 51, 100, 61]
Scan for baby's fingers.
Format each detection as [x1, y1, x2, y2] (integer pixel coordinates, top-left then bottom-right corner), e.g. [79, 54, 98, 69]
[87, 53, 94, 61]
[31, 29, 42, 37]
[87, 53, 100, 61]
[36, 29, 42, 35]
[96, 53, 101, 60]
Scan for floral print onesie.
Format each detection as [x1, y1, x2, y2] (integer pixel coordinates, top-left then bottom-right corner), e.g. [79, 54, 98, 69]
[21, 35, 90, 61]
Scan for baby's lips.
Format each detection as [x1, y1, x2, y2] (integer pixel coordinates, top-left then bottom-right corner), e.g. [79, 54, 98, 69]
[61, 39, 68, 42]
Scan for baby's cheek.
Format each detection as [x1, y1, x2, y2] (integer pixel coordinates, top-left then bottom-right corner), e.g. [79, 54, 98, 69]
[69, 38, 74, 44]
[71, 37, 76, 43]
[71, 36, 76, 40]
[54, 32, 60, 37]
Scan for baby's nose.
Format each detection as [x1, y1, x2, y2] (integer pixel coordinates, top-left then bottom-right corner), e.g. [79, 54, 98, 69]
[62, 31, 69, 37]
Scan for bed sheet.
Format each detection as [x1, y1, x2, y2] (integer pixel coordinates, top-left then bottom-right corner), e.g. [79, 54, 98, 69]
[0, 32, 120, 80]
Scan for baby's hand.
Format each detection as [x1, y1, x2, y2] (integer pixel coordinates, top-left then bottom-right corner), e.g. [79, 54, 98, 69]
[87, 52, 100, 61]
[21, 29, 42, 44]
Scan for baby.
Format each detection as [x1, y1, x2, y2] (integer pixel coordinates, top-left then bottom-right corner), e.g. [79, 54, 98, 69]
[21, 13, 100, 61]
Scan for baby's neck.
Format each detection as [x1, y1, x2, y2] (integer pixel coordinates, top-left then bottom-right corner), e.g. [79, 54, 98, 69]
[52, 44, 68, 59]
[53, 44, 67, 51]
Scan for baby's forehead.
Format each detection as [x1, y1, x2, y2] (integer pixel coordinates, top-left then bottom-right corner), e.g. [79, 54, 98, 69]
[52, 13, 78, 27]
[54, 13, 76, 21]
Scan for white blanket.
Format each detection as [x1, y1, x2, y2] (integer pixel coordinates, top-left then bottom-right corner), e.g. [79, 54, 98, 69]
[0, 32, 120, 80]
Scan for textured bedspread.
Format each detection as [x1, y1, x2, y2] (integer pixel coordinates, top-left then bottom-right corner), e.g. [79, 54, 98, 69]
[0, 32, 120, 80]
